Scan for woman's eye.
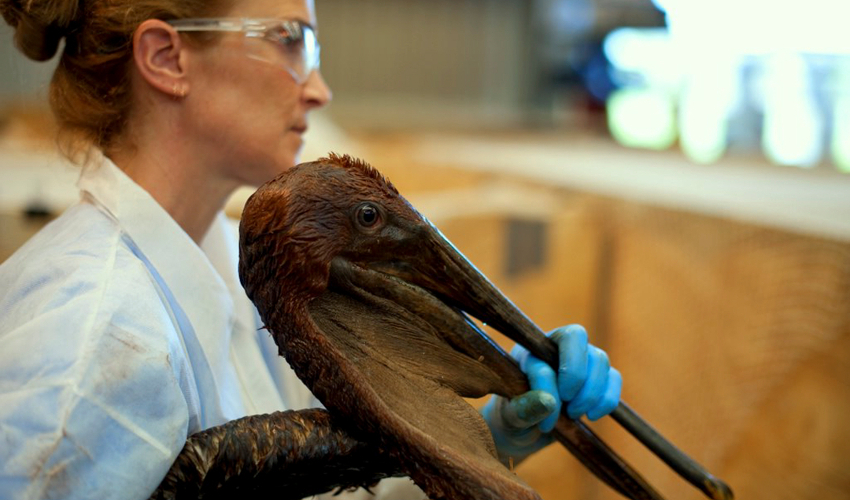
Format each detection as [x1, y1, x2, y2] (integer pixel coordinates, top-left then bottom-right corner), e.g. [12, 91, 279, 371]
[280, 35, 303, 50]
[266, 28, 303, 51]
[356, 204, 380, 228]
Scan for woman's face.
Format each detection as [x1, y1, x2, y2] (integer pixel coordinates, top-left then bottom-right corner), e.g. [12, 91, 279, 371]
[185, 0, 332, 187]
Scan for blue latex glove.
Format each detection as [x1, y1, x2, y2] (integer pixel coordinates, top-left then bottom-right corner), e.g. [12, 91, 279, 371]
[482, 324, 622, 464]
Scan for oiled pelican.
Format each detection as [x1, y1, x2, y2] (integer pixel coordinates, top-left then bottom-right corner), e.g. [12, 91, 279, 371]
[152, 154, 732, 500]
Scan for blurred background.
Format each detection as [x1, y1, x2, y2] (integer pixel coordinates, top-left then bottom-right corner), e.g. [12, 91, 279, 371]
[2, 0, 849, 499]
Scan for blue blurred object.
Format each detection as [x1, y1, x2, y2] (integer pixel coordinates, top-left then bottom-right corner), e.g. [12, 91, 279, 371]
[581, 46, 618, 102]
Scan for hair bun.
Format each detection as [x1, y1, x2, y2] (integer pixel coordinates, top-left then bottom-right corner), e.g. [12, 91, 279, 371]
[0, 1, 22, 28]
[1, 0, 82, 61]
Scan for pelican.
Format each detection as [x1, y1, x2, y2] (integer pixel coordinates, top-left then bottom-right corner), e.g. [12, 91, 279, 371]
[152, 154, 732, 500]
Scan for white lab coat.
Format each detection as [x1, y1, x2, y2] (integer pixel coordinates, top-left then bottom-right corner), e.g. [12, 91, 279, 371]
[0, 155, 424, 500]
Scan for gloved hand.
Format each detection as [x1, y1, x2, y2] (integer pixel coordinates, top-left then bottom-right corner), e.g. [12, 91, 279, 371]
[481, 324, 622, 464]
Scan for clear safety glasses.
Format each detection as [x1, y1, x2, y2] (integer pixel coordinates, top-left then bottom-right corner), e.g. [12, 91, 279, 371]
[167, 18, 321, 84]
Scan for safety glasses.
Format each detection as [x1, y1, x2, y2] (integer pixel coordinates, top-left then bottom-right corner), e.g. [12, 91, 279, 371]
[167, 18, 321, 84]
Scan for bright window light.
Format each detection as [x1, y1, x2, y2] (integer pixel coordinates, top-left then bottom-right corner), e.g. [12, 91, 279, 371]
[607, 89, 677, 150]
[833, 97, 850, 173]
[605, 0, 850, 168]
[761, 54, 823, 168]
[652, 0, 850, 56]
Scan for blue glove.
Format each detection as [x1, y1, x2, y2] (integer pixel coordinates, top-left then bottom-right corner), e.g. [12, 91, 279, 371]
[482, 324, 622, 463]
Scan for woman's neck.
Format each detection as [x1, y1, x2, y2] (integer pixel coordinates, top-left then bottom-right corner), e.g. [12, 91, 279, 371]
[110, 139, 239, 244]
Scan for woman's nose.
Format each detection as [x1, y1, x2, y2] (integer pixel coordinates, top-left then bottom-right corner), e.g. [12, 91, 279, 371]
[303, 70, 333, 109]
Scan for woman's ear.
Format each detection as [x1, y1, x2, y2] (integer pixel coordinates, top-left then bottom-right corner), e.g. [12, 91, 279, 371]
[133, 19, 190, 98]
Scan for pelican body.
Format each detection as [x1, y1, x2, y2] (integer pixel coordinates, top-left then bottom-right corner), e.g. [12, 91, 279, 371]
[238, 154, 661, 500]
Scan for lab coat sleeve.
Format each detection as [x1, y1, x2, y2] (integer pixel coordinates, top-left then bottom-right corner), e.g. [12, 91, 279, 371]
[0, 250, 194, 500]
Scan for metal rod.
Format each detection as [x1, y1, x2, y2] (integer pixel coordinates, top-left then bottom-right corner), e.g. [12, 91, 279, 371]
[610, 402, 734, 500]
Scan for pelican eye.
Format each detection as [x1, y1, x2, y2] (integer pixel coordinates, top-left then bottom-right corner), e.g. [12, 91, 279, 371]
[355, 203, 381, 228]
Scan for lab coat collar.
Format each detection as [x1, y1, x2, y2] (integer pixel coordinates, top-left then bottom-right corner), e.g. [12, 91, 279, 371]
[77, 154, 243, 422]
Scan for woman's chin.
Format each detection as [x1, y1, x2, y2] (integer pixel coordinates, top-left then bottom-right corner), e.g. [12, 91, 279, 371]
[284, 136, 305, 165]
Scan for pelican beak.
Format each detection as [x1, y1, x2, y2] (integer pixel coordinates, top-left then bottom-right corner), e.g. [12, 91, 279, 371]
[358, 215, 732, 500]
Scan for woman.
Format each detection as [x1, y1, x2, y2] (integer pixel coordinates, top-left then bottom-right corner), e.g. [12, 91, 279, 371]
[0, 0, 622, 498]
